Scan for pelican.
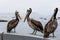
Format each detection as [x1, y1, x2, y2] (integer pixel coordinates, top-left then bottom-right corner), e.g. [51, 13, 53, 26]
[7, 11, 21, 33]
[24, 8, 43, 35]
[44, 8, 58, 38]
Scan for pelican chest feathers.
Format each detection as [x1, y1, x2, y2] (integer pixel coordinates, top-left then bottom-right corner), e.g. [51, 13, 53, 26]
[24, 8, 43, 35]
[44, 8, 58, 38]
[7, 11, 21, 33]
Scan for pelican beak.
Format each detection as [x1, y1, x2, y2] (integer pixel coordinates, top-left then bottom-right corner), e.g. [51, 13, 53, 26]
[24, 12, 29, 22]
[24, 8, 32, 22]
[18, 13, 22, 20]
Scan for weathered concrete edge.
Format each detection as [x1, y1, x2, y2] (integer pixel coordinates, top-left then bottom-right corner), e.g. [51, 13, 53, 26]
[0, 32, 50, 40]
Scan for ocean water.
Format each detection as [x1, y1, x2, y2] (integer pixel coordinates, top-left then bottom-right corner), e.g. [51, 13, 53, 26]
[0, 14, 60, 38]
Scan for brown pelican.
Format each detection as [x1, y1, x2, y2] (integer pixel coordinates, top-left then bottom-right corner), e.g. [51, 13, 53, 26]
[7, 11, 21, 33]
[44, 8, 58, 38]
[24, 8, 43, 35]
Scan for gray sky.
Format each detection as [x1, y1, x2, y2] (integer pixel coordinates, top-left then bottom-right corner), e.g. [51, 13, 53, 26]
[0, 0, 60, 18]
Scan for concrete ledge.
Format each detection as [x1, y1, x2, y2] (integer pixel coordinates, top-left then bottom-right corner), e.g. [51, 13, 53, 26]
[0, 32, 50, 40]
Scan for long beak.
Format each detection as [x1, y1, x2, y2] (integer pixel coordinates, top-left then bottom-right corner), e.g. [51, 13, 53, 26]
[18, 13, 22, 20]
[24, 12, 28, 22]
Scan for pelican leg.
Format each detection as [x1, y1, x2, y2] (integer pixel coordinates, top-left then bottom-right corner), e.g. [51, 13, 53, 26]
[14, 28, 16, 33]
[31, 30, 37, 35]
[52, 32, 55, 37]
[31, 30, 35, 35]
[34, 30, 37, 35]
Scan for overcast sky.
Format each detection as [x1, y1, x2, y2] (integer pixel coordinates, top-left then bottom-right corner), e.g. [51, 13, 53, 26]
[0, 0, 60, 18]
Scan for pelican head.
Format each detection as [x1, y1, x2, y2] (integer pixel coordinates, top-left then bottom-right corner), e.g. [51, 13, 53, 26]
[53, 8, 58, 19]
[24, 8, 32, 22]
[54, 8, 58, 14]
[15, 11, 21, 20]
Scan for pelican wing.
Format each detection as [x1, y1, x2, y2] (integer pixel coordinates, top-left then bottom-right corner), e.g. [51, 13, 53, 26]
[44, 20, 57, 33]
[7, 19, 18, 28]
[8, 19, 16, 24]
[31, 19, 43, 31]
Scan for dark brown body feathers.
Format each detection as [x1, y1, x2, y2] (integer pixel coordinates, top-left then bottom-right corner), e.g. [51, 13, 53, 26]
[44, 8, 58, 38]
[31, 19, 43, 33]
[7, 19, 19, 32]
